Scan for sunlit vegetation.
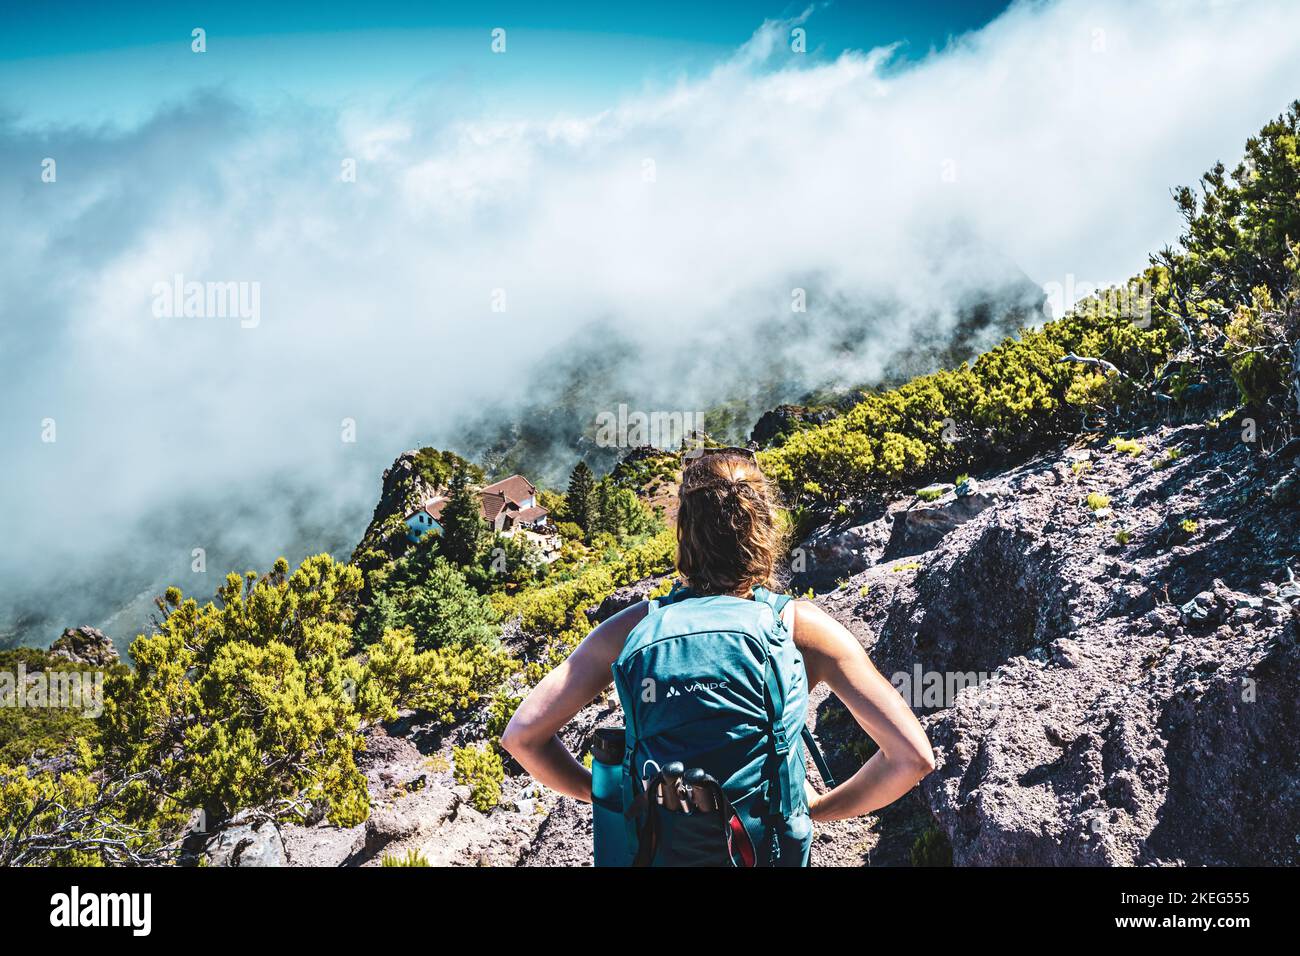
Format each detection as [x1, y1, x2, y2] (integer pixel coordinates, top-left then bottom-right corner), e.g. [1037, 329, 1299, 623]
[1108, 437, 1144, 456]
[762, 102, 1300, 507]
[453, 743, 504, 812]
[381, 848, 430, 867]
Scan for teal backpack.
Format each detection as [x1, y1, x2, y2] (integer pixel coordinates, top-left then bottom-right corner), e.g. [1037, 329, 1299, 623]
[611, 583, 836, 867]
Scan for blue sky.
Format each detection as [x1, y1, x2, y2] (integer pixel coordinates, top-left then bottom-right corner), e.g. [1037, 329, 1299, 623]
[0, 0, 1011, 125]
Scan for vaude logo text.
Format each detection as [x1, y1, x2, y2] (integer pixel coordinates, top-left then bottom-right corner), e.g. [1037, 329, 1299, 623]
[151, 273, 261, 328]
[640, 677, 728, 702]
[50, 886, 151, 936]
[665, 679, 728, 699]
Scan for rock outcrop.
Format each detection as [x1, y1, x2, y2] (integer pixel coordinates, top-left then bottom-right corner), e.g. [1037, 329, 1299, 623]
[349, 450, 444, 573]
[280, 724, 563, 867]
[749, 403, 841, 447]
[48, 626, 119, 667]
[805, 421, 1300, 865]
[201, 812, 288, 867]
[584, 575, 670, 624]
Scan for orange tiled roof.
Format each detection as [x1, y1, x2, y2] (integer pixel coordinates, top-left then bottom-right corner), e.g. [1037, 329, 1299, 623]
[481, 474, 536, 504]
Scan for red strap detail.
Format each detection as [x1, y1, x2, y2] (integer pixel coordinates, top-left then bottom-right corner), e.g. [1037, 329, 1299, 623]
[728, 814, 756, 867]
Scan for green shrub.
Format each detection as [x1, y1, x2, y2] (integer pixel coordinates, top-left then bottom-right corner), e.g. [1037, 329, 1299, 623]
[0, 747, 139, 866]
[0, 650, 115, 765]
[485, 693, 522, 740]
[761, 101, 1300, 507]
[761, 301, 1170, 506]
[412, 448, 483, 489]
[1086, 493, 1111, 511]
[588, 479, 664, 541]
[370, 537, 500, 650]
[99, 554, 482, 835]
[100, 556, 375, 830]
[453, 744, 504, 812]
[497, 528, 675, 681]
[357, 628, 517, 727]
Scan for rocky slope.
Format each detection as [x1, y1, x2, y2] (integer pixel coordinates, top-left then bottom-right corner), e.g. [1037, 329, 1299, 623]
[258, 419, 1297, 867]
[802, 420, 1299, 865]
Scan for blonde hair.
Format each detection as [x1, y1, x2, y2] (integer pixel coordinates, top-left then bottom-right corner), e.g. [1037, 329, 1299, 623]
[675, 450, 786, 596]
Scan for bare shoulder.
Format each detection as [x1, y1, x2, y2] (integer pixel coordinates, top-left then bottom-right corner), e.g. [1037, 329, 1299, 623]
[790, 598, 859, 658]
[581, 599, 651, 663]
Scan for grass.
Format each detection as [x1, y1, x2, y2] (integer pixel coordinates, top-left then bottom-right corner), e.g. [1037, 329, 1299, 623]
[1108, 437, 1144, 456]
[910, 826, 954, 867]
[1086, 493, 1111, 511]
[1152, 448, 1182, 471]
[381, 849, 430, 867]
[424, 754, 451, 774]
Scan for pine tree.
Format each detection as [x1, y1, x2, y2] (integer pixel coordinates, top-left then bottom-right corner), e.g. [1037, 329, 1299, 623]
[566, 461, 595, 531]
[440, 468, 487, 567]
[354, 588, 398, 645]
[589, 477, 616, 537]
[398, 556, 500, 649]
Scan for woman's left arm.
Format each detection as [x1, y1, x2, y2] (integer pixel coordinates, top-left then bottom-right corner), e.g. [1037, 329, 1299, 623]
[794, 600, 935, 821]
[500, 602, 646, 802]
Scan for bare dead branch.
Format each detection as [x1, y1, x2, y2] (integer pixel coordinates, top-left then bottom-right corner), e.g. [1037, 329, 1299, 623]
[1057, 353, 1131, 379]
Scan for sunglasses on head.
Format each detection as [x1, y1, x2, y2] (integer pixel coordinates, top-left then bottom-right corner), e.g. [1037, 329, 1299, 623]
[681, 444, 758, 463]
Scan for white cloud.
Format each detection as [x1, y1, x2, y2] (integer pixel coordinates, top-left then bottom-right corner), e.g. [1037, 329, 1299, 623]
[2, 0, 1298, 643]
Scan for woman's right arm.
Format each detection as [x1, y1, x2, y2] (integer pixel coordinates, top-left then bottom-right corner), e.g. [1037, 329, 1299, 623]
[500, 602, 646, 802]
[794, 600, 935, 822]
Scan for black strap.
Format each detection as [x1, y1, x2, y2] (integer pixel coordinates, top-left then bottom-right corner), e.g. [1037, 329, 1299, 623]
[801, 726, 838, 789]
[626, 771, 665, 867]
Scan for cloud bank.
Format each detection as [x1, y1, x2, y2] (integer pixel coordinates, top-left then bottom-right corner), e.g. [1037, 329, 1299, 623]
[2, 0, 1299, 647]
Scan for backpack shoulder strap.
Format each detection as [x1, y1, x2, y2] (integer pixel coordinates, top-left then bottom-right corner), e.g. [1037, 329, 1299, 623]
[753, 588, 838, 789]
[760, 655, 794, 863]
[647, 580, 694, 614]
[751, 586, 792, 630]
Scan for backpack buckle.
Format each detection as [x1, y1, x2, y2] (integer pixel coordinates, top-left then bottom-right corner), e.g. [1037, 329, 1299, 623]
[771, 725, 789, 755]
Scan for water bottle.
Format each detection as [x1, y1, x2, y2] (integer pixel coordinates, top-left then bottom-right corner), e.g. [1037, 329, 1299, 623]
[591, 726, 632, 867]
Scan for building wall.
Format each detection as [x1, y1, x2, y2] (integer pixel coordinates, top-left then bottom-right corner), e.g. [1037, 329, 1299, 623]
[405, 512, 443, 542]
